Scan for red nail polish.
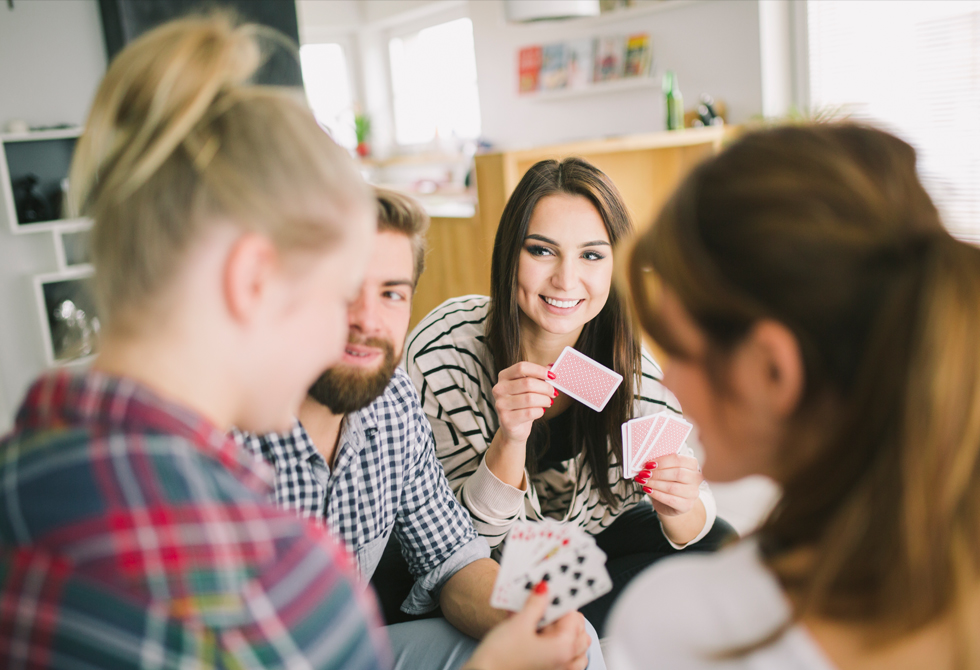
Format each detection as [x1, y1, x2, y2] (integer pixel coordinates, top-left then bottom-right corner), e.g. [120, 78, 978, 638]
[552, 388, 559, 397]
[547, 371, 556, 380]
[642, 486, 652, 494]
[644, 461, 658, 470]
[549, 398, 553, 406]
[635, 473, 649, 483]
[534, 580, 548, 594]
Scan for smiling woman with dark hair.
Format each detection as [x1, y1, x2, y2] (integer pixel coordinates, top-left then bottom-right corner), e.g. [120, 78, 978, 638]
[406, 157, 735, 635]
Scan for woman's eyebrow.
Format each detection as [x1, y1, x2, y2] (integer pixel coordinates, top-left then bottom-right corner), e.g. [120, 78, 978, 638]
[524, 233, 611, 248]
[525, 233, 558, 245]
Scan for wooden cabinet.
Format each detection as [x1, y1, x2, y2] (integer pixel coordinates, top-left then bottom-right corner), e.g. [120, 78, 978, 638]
[409, 126, 733, 330]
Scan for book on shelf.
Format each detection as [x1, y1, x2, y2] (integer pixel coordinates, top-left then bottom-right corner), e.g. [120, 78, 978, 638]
[540, 43, 568, 90]
[624, 33, 652, 78]
[519, 45, 543, 93]
[565, 38, 595, 89]
[594, 35, 626, 82]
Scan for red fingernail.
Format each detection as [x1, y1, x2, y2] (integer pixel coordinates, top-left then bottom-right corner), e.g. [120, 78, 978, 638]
[635, 473, 649, 483]
[549, 398, 554, 406]
[552, 388, 559, 397]
[534, 580, 548, 594]
[644, 461, 658, 470]
[642, 486, 652, 494]
[547, 371, 556, 380]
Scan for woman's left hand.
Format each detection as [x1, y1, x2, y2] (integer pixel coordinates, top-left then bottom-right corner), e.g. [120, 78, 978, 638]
[634, 454, 703, 517]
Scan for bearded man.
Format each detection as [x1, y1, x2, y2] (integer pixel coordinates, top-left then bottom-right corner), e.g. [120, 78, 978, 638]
[235, 189, 603, 670]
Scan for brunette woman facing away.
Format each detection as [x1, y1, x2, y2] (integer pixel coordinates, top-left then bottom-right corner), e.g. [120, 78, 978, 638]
[0, 15, 589, 670]
[406, 158, 736, 635]
[607, 123, 980, 669]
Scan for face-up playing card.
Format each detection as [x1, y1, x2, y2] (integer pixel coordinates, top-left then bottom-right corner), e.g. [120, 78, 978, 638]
[635, 414, 693, 466]
[550, 346, 623, 412]
[490, 520, 612, 627]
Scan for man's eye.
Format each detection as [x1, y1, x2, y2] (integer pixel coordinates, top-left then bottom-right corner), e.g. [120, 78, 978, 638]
[383, 291, 406, 302]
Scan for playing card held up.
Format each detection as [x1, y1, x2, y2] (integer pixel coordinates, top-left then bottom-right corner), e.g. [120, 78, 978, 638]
[550, 346, 623, 412]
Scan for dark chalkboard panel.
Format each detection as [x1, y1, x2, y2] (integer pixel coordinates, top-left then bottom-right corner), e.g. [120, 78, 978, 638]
[98, 0, 302, 86]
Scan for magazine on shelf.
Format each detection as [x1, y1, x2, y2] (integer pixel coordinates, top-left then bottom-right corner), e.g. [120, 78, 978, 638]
[594, 35, 626, 82]
[565, 38, 595, 88]
[540, 43, 568, 90]
[624, 33, 652, 77]
[519, 45, 543, 93]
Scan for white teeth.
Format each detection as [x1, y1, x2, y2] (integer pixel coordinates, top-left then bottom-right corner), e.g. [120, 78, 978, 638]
[346, 349, 371, 357]
[543, 297, 581, 309]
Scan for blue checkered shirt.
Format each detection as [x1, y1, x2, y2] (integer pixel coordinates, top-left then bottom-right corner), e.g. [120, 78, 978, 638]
[234, 367, 489, 614]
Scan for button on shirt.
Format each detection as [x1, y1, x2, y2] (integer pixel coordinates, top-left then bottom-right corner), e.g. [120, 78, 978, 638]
[0, 371, 388, 670]
[235, 367, 489, 615]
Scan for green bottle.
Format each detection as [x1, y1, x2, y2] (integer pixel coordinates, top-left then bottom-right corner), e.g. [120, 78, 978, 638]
[664, 70, 684, 131]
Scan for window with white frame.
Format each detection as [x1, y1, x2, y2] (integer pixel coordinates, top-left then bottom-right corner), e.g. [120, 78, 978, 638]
[808, 0, 980, 244]
[300, 42, 356, 150]
[388, 17, 482, 146]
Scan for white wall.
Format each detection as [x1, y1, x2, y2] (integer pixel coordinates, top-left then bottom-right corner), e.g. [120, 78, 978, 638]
[470, 0, 764, 149]
[0, 0, 107, 432]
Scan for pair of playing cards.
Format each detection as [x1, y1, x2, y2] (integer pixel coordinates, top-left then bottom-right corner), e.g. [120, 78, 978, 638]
[490, 519, 612, 627]
[621, 411, 693, 479]
[550, 346, 623, 412]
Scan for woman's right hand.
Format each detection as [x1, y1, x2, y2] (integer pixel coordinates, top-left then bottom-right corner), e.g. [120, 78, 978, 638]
[492, 361, 556, 445]
[462, 582, 591, 670]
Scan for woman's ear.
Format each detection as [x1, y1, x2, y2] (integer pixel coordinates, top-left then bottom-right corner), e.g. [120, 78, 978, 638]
[744, 320, 804, 419]
[222, 232, 280, 324]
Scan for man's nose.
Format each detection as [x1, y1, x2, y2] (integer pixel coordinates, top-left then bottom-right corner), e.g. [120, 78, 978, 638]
[348, 291, 380, 334]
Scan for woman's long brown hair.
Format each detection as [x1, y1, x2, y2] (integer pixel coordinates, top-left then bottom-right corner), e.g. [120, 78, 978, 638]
[629, 123, 980, 666]
[486, 157, 639, 508]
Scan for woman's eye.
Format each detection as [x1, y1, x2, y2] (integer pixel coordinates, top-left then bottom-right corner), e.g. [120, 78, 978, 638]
[582, 250, 606, 261]
[526, 245, 555, 257]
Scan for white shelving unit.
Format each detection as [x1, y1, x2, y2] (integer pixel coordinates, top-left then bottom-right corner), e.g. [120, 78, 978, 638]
[0, 127, 90, 235]
[1, 127, 96, 369]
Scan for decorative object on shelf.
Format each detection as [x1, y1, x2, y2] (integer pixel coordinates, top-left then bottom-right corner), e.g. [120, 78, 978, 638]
[518, 32, 651, 96]
[355, 112, 371, 158]
[1, 127, 87, 234]
[663, 70, 684, 130]
[684, 96, 729, 129]
[12, 174, 51, 223]
[33, 270, 100, 366]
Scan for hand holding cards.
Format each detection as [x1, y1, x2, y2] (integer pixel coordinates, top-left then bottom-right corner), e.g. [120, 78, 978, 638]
[550, 346, 623, 412]
[491, 519, 612, 627]
[622, 411, 693, 479]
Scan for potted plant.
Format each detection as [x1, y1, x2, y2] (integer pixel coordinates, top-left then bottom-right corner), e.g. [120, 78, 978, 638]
[355, 113, 371, 158]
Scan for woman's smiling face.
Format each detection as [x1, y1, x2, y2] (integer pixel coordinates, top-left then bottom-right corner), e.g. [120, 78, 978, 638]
[516, 193, 613, 339]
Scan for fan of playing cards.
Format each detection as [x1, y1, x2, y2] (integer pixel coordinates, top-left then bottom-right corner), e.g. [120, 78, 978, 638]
[621, 411, 693, 479]
[490, 519, 612, 627]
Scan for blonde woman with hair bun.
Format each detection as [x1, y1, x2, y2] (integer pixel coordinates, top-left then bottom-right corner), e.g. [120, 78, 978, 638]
[0, 14, 588, 670]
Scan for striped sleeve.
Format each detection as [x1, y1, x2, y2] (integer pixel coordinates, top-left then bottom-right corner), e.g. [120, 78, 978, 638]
[404, 297, 530, 548]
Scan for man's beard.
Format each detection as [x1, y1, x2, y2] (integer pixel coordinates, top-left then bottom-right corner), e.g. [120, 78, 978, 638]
[308, 336, 399, 414]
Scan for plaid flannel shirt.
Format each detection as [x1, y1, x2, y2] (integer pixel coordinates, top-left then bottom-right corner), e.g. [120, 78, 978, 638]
[234, 367, 489, 615]
[0, 370, 390, 670]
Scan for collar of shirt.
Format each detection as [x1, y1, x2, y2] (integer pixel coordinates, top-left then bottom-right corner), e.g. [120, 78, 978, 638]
[13, 369, 274, 495]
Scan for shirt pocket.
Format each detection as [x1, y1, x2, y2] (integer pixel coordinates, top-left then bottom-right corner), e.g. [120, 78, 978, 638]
[355, 526, 393, 583]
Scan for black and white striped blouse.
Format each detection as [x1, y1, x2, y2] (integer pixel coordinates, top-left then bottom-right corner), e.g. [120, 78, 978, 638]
[405, 295, 716, 549]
